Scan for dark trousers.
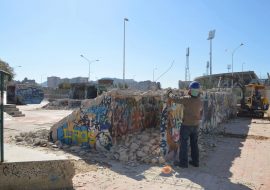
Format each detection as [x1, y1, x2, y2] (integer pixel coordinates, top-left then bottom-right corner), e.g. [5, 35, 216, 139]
[179, 124, 199, 166]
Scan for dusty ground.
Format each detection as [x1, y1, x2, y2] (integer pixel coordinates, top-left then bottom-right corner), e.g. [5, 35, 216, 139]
[4, 102, 270, 190]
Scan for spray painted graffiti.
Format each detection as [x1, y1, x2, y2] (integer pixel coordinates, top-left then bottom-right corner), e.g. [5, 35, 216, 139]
[57, 96, 113, 151]
[54, 91, 236, 159]
[160, 91, 236, 160]
[201, 92, 236, 132]
[15, 85, 44, 104]
[160, 100, 184, 159]
[56, 94, 162, 151]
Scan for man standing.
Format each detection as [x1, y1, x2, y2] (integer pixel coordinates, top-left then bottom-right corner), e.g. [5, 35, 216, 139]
[167, 81, 202, 168]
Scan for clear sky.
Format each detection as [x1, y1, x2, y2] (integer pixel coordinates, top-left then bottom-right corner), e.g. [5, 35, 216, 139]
[1, 0, 270, 88]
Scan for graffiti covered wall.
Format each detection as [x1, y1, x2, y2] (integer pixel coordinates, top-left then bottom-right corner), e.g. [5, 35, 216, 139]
[160, 91, 237, 159]
[16, 85, 44, 104]
[201, 91, 237, 132]
[51, 90, 236, 160]
[52, 90, 162, 152]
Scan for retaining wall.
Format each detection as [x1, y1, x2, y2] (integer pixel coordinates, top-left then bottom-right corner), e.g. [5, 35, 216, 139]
[0, 160, 75, 190]
[51, 90, 237, 159]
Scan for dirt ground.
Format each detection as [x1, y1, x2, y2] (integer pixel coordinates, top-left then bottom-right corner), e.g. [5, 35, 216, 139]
[4, 102, 270, 190]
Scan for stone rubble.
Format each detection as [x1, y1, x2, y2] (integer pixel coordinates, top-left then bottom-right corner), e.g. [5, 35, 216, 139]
[11, 125, 218, 167]
[42, 99, 82, 110]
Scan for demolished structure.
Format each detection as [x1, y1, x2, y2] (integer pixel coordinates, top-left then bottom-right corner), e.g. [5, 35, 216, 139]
[50, 89, 237, 162]
[7, 83, 44, 104]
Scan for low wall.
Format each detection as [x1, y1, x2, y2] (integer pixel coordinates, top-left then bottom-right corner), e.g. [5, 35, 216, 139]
[16, 85, 44, 104]
[0, 160, 75, 190]
[51, 90, 237, 160]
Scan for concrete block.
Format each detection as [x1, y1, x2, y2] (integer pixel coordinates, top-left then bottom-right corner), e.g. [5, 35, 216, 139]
[0, 160, 75, 190]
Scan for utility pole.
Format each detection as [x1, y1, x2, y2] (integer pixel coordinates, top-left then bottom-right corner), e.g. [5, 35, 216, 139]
[185, 47, 190, 82]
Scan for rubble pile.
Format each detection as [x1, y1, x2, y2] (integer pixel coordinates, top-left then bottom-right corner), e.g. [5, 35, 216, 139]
[108, 128, 165, 164]
[42, 99, 82, 110]
[11, 127, 216, 167]
[14, 129, 50, 147]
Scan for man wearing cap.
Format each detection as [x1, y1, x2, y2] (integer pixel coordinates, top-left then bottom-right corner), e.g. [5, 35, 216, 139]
[167, 81, 203, 168]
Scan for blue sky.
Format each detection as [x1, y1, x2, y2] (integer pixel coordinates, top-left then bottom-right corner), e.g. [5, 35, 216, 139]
[1, 0, 270, 88]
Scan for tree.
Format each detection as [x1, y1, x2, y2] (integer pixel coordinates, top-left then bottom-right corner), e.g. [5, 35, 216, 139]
[0, 59, 15, 80]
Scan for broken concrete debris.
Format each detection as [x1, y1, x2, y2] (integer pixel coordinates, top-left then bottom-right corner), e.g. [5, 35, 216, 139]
[42, 99, 82, 110]
[14, 130, 50, 147]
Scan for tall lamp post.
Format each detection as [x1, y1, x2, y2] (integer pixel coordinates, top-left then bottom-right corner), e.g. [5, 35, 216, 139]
[207, 30, 216, 75]
[80, 55, 99, 82]
[231, 43, 244, 88]
[123, 17, 129, 87]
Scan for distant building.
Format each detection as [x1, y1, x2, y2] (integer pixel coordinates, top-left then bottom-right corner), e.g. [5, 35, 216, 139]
[60, 78, 70, 84]
[47, 76, 61, 89]
[98, 79, 114, 87]
[70, 77, 88, 84]
[194, 71, 259, 89]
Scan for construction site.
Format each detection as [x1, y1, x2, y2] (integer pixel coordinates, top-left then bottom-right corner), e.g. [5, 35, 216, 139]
[1, 2, 270, 189]
[1, 70, 270, 190]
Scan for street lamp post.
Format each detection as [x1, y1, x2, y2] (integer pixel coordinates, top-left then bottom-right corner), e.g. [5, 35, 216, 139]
[207, 30, 215, 87]
[123, 17, 129, 87]
[80, 55, 99, 82]
[231, 43, 244, 88]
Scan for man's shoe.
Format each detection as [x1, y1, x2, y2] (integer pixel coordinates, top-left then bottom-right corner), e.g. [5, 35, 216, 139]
[189, 161, 199, 167]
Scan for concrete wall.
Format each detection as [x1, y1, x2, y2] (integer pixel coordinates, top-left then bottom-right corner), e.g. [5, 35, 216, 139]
[7, 84, 44, 104]
[16, 85, 44, 104]
[51, 90, 162, 152]
[51, 90, 237, 159]
[0, 160, 75, 190]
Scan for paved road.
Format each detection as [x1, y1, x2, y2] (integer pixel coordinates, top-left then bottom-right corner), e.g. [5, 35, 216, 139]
[73, 117, 270, 190]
